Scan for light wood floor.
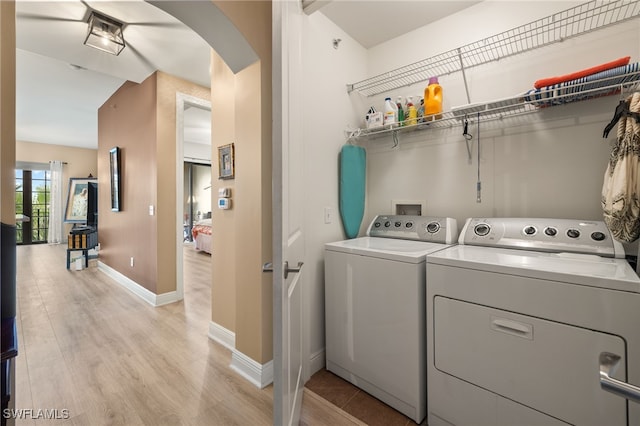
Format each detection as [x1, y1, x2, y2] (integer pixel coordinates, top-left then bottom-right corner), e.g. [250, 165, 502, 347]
[13, 243, 361, 426]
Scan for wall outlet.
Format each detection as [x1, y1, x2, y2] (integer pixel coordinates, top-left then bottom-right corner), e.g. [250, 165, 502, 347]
[130, 257, 134, 267]
[149, 205, 155, 216]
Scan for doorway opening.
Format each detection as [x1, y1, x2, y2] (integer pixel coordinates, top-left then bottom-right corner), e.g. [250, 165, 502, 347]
[183, 161, 212, 244]
[175, 93, 212, 300]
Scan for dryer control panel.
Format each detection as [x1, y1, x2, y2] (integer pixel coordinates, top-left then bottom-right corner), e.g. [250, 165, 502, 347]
[459, 217, 624, 258]
[367, 215, 458, 244]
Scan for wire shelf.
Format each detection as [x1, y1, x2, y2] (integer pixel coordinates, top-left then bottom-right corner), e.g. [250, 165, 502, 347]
[356, 69, 640, 139]
[347, 0, 640, 97]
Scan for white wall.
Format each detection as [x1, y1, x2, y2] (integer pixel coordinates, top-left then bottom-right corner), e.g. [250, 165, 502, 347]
[367, 1, 583, 78]
[362, 2, 640, 252]
[302, 11, 368, 376]
[302, 1, 640, 377]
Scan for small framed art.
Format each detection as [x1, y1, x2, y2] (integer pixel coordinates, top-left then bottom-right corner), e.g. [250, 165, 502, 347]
[218, 143, 235, 180]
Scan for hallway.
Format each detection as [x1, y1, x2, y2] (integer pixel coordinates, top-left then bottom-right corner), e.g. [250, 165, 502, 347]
[14, 244, 269, 425]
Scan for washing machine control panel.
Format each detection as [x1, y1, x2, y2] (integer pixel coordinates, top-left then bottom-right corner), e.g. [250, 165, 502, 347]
[368, 215, 458, 244]
[459, 217, 624, 258]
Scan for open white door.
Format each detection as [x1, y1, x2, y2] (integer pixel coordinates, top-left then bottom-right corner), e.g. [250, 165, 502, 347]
[271, 1, 305, 425]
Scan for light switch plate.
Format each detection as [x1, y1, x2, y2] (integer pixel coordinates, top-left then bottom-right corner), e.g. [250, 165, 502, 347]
[149, 205, 154, 216]
[324, 207, 333, 224]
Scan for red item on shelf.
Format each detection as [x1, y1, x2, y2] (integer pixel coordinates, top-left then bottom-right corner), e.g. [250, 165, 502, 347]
[533, 56, 631, 89]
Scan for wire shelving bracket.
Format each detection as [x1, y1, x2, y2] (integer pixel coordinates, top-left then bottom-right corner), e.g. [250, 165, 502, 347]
[347, 0, 640, 97]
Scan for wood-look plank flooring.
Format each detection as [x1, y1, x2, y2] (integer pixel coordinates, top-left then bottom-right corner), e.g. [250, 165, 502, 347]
[13, 243, 362, 426]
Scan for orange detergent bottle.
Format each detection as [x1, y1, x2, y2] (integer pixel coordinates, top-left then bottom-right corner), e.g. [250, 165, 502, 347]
[424, 76, 443, 121]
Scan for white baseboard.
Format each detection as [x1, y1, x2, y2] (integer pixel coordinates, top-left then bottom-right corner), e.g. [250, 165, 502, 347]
[309, 348, 325, 375]
[207, 322, 272, 389]
[97, 261, 181, 307]
[230, 350, 274, 389]
[208, 321, 236, 351]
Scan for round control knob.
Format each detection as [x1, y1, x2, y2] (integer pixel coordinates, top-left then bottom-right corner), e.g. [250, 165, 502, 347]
[394, 221, 401, 228]
[591, 231, 606, 241]
[405, 222, 413, 228]
[567, 228, 580, 239]
[374, 222, 381, 228]
[544, 227, 557, 237]
[523, 226, 537, 236]
[474, 223, 490, 236]
[426, 222, 440, 233]
[384, 221, 391, 228]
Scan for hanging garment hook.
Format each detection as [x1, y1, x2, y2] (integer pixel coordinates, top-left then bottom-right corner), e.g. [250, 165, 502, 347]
[345, 127, 362, 144]
[463, 114, 473, 162]
[463, 116, 472, 140]
[603, 98, 640, 138]
[604, 100, 628, 138]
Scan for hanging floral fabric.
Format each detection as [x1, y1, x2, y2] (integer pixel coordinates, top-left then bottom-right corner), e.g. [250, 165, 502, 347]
[602, 92, 640, 242]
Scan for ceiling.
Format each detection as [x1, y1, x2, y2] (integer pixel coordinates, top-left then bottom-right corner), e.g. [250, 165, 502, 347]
[319, 1, 481, 49]
[15, 1, 481, 150]
[16, 0, 213, 149]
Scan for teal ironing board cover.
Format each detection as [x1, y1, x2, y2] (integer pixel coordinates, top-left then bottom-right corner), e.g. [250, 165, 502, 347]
[339, 144, 366, 239]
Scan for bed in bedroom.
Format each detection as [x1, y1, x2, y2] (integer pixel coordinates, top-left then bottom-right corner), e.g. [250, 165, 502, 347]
[191, 219, 212, 254]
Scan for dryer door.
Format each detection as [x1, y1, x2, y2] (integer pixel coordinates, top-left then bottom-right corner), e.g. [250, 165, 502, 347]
[433, 297, 627, 426]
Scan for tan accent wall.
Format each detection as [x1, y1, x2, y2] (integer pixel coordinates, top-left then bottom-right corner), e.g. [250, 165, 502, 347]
[210, 51, 236, 332]
[211, 1, 273, 364]
[15, 141, 97, 235]
[97, 72, 209, 295]
[233, 61, 269, 361]
[1, 1, 16, 226]
[98, 77, 159, 291]
[155, 72, 210, 294]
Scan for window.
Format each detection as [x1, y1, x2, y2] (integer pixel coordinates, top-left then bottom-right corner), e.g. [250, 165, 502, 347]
[15, 169, 51, 244]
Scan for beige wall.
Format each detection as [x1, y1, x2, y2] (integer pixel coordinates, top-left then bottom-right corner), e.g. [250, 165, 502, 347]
[1, 1, 16, 226]
[97, 72, 209, 295]
[98, 77, 158, 291]
[233, 60, 271, 362]
[211, 1, 273, 364]
[156, 72, 210, 294]
[210, 51, 236, 332]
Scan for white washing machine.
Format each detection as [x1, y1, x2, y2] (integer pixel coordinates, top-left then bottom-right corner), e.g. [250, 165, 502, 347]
[325, 214, 457, 424]
[426, 217, 640, 426]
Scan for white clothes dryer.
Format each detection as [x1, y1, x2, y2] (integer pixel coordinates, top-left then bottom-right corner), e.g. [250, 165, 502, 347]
[426, 217, 640, 426]
[325, 214, 457, 424]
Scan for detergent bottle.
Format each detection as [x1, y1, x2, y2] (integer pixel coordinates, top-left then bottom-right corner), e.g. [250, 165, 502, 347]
[406, 96, 418, 126]
[424, 77, 443, 121]
[417, 97, 425, 122]
[383, 97, 397, 127]
[396, 96, 405, 127]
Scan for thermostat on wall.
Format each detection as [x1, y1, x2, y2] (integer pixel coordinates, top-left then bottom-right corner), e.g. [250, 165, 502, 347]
[218, 198, 231, 210]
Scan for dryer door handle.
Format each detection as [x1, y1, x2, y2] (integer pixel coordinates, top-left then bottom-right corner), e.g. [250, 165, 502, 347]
[599, 352, 640, 404]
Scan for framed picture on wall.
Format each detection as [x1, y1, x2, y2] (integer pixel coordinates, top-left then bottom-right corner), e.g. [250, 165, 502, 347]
[110, 147, 122, 211]
[218, 143, 235, 180]
[64, 177, 98, 223]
